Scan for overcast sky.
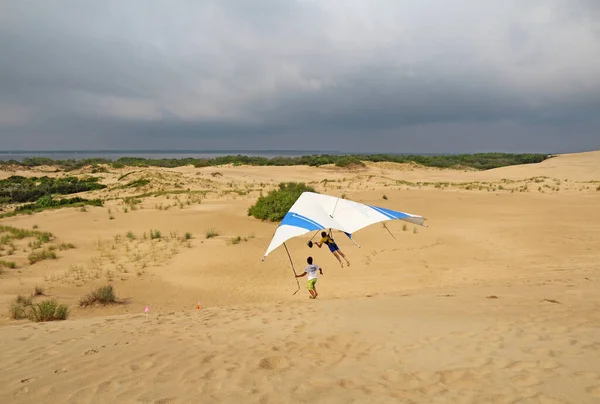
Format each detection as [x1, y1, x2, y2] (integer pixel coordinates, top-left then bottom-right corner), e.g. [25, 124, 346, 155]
[1, 0, 599, 153]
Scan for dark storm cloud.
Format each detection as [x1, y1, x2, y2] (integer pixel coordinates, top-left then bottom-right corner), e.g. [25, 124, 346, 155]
[0, 0, 599, 152]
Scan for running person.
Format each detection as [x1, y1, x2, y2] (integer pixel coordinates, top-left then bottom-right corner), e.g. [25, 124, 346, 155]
[295, 256, 323, 299]
[315, 231, 350, 267]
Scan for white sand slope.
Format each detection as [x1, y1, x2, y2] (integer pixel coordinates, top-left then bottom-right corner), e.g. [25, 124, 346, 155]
[1, 280, 599, 404]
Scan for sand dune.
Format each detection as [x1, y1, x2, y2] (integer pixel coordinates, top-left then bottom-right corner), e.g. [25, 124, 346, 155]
[1, 151, 599, 403]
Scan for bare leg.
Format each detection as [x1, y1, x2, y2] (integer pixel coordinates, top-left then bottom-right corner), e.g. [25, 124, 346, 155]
[338, 250, 350, 266]
[333, 251, 343, 267]
[309, 289, 316, 299]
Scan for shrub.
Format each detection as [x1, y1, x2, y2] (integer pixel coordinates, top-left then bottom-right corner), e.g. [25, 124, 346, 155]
[29, 299, 69, 322]
[334, 156, 366, 168]
[124, 178, 150, 188]
[229, 236, 248, 245]
[0, 175, 106, 204]
[79, 285, 117, 307]
[0, 260, 17, 269]
[247, 182, 316, 222]
[205, 229, 219, 239]
[9, 302, 28, 319]
[28, 249, 57, 264]
[14, 196, 103, 213]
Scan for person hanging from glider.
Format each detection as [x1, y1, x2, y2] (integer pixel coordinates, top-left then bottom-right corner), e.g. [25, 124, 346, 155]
[261, 192, 428, 295]
[314, 230, 350, 268]
[295, 256, 323, 299]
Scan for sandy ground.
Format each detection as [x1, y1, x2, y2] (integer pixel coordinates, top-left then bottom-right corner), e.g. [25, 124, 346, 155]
[0, 151, 599, 403]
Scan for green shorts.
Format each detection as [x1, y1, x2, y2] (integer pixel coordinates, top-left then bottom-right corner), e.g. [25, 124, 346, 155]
[307, 278, 317, 290]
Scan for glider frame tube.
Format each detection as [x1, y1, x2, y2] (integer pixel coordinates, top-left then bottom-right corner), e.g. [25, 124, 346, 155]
[283, 242, 300, 295]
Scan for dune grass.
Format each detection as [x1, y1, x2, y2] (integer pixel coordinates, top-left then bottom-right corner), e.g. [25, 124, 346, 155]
[206, 229, 219, 239]
[79, 285, 117, 307]
[9, 295, 68, 322]
[28, 248, 57, 264]
[0, 260, 17, 269]
[0, 196, 104, 218]
[29, 299, 69, 322]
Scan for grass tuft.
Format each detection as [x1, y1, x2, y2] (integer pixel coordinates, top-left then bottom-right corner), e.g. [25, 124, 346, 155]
[0, 260, 17, 269]
[205, 229, 219, 239]
[28, 299, 69, 322]
[28, 249, 57, 264]
[79, 285, 117, 307]
[229, 236, 248, 245]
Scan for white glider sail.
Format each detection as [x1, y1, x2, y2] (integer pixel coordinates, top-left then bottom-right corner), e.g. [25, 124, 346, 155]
[263, 192, 427, 259]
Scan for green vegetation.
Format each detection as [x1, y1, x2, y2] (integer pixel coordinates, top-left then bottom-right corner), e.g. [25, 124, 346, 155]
[0, 175, 106, 204]
[9, 295, 32, 319]
[28, 248, 57, 264]
[205, 229, 219, 239]
[334, 155, 366, 168]
[0, 153, 551, 171]
[0, 260, 17, 269]
[248, 182, 316, 222]
[58, 242, 75, 251]
[229, 236, 248, 245]
[79, 285, 117, 307]
[121, 178, 151, 188]
[9, 295, 68, 322]
[7, 195, 103, 216]
[28, 299, 69, 322]
[0, 225, 54, 245]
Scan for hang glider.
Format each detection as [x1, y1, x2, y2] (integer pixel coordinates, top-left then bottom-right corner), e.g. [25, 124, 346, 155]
[262, 192, 427, 260]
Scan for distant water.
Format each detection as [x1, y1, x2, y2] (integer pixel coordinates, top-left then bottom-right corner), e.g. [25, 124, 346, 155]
[0, 150, 342, 162]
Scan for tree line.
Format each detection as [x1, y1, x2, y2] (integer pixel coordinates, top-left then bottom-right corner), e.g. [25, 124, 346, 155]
[0, 153, 551, 171]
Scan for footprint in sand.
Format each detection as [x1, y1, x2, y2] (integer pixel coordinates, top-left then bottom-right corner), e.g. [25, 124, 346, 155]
[510, 373, 542, 387]
[539, 360, 562, 370]
[587, 385, 600, 398]
[258, 356, 290, 370]
[507, 361, 538, 372]
[573, 371, 600, 380]
[154, 398, 177, 404]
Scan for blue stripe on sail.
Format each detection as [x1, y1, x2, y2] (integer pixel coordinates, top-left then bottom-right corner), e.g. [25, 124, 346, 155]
[344, 231, 352, 239]
[368, 205, 410, 220]
[280, 212, 325, 231]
